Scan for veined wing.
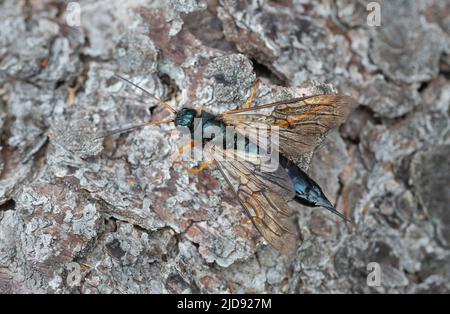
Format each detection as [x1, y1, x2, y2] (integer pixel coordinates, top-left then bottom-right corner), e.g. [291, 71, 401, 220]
[219, 94, 357, 159]
[206, 144, 298, 255]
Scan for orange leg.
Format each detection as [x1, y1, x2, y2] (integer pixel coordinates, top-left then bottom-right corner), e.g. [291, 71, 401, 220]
[239, 217, 252, 225]
[68, 87, 76, 110]
[173, 160, 213, 174]
[172, 141, 212, 173]
[241, 79, 261, 109]
[172, 140, 196, 161]
[186, 161, 213, 173]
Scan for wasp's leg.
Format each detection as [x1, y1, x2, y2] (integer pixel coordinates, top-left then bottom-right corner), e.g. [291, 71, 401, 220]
[239, 217, 253, 225]
[173, 160, 213, 173]
[186, 160, 213, 173]
[241, 79, 261, 109]
[172, 140, 196, 162]
[68, 86, 76, 110]
[173, 141, 213, 173]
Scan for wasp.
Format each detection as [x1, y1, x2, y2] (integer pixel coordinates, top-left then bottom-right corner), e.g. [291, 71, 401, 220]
[98, 74, 357, 255]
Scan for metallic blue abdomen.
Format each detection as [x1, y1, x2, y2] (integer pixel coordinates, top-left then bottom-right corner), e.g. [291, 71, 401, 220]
[279, 155, 334, 209]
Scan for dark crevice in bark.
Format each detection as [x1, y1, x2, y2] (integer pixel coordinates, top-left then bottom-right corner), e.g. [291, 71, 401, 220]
[0, 199, 15, 212]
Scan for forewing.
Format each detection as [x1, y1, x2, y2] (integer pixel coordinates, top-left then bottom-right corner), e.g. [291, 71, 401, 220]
[208, 146, 298, 255]
[221, 94, 357, 159]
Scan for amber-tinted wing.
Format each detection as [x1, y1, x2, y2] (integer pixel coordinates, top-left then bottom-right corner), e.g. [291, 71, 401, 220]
[206, 145, 298, 255]
[220, 94, 357, 159]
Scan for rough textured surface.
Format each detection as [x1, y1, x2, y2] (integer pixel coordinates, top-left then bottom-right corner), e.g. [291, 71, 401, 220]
[0, 0, 449, 293]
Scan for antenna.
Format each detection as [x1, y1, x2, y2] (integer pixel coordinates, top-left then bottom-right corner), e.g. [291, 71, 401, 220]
[94, 119, 174, 140]
[113, 74, 177, 114]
